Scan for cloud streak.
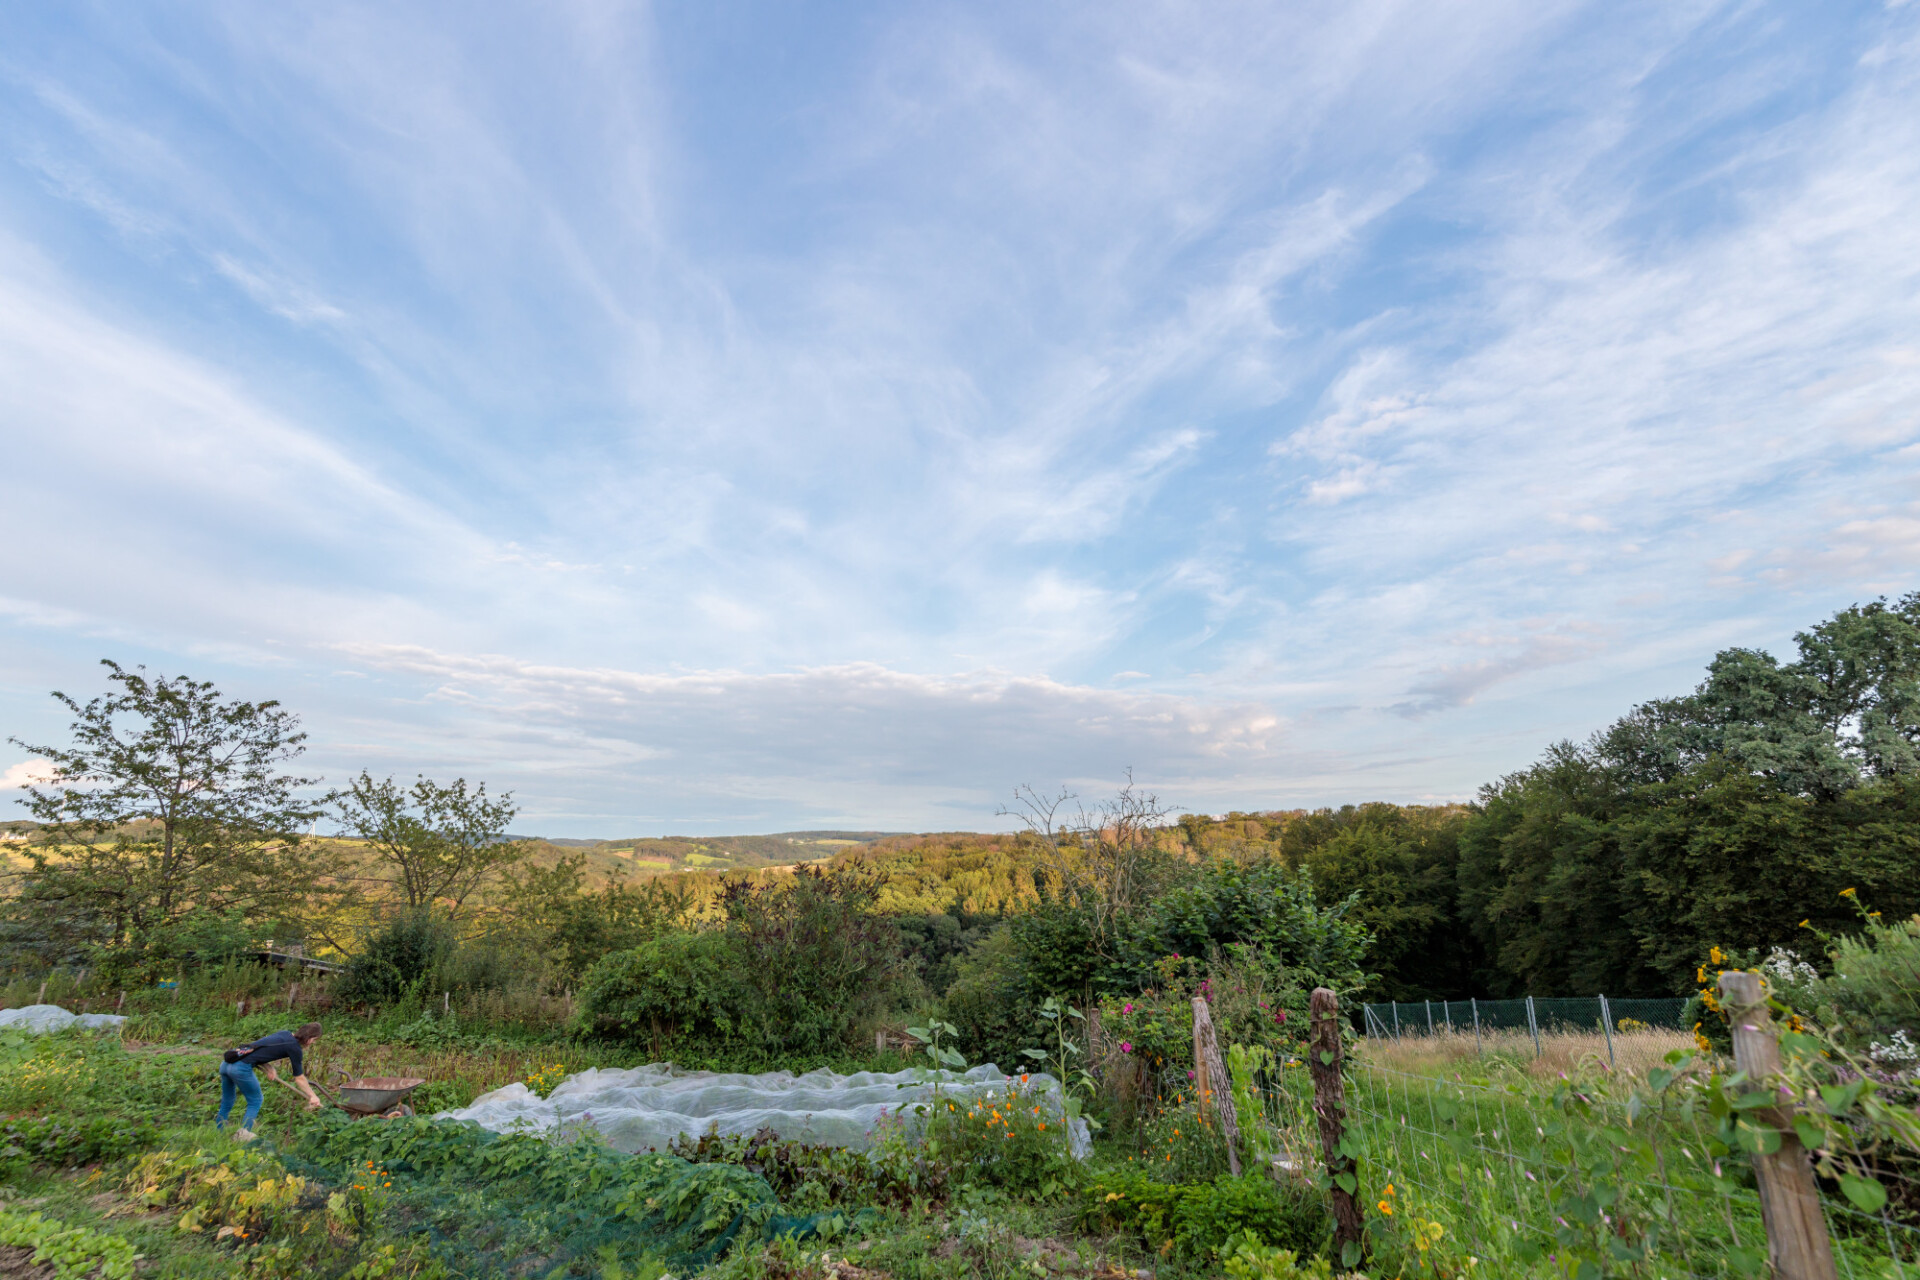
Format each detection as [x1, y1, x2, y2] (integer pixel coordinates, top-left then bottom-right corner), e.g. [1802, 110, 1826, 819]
[0, 1, 1913, 831]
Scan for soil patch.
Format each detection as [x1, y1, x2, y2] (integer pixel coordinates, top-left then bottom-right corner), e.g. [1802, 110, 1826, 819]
[0, 1244, 57, 1279]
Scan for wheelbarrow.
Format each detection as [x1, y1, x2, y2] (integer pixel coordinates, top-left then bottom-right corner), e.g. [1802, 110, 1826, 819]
[324, 1070, 426, 1119]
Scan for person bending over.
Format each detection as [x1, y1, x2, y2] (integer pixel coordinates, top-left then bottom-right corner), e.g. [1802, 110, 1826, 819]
[217, 1021, 324, 1140]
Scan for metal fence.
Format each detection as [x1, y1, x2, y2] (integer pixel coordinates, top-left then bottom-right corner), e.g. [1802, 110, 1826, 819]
[1361, 995, 1692, 1045]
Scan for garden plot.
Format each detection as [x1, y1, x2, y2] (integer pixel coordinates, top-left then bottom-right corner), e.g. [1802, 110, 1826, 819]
[439, 1061, 1093, 1155]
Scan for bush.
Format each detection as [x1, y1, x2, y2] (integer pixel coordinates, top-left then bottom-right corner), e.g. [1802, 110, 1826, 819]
[1798, 909, 1920, 1060]
[577, 931, 746, 1050]
[721, 866, 907, 1056]
[941, 925, 1033, 1068]
[340, 912, 458, 1005]
[1080, 1169, 1328, 1272]
[90, 909, 257, 985]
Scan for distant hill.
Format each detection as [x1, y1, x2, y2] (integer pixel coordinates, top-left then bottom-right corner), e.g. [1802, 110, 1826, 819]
[502, 830, 911, 880]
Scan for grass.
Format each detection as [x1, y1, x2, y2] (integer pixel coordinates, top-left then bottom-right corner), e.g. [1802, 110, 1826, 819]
[1360, 1025, 1695, 1080]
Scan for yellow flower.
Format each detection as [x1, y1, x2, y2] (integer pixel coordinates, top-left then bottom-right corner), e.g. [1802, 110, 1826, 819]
[1377, 1201, 1394, 1216]
[1798, 919, 1810, 929]
[1841, 887, 1858, 898]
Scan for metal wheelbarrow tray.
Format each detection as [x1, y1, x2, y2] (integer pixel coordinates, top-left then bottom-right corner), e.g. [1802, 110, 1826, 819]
[332, 1074, 426, 1118]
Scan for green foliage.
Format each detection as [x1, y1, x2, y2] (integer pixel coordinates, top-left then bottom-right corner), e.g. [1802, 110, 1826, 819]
[340, 911, 459, 1006]
[893, 910, 1004, 996]
[493, 853, 692, 980]
[4, 659, 339, 963]
[1793, 905, 1920, 1055]
[577, 930, 745, 1049]
[300, 1111, 832, 1272]
[965, 859, 1365, 1068]
[1218, 1230, 1337, 1279]
[1079, 1169, 1328, 1272]
[1297, 814, 1475, 1001]
[0, 1206, 140, 1280]
[0, 1112, 155, 1174]
[720, 865, 908, 1056]
[332, 771, 525, 916]
[671, 1125, 949, 1211]
[914, 1078, 1081, 1198]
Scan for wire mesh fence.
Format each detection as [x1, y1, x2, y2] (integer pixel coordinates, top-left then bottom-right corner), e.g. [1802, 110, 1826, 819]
[1361, 995, 1693, 1044]
[1246, 1049, 1920, 1278]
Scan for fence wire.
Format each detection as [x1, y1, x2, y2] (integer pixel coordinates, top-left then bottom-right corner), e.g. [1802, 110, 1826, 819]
[1362, 996, 1693, 1043]
[1246, 1051, 1918, 1278]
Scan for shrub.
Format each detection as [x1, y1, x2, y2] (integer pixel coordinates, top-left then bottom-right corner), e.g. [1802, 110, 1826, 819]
[721, 866, 907, 1056]
[1080, 1169, 1328, 1271]
[94, 909, 257, 984]
[577, 930, 746, 1050]
[340, 912, 459, 1005]
[941, 925, 1032, 1068]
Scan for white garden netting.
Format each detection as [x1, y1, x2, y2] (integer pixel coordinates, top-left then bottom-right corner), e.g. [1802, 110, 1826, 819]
[0, 1004, 127, 1033]
[438, 1062, 1092, 1158]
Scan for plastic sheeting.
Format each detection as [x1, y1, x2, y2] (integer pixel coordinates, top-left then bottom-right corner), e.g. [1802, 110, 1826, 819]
[0, 1004, 127, 1033]
[438, 1062, 1092, 1157]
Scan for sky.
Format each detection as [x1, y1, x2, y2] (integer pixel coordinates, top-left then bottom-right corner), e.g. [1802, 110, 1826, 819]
[1, 1, 1917, 837]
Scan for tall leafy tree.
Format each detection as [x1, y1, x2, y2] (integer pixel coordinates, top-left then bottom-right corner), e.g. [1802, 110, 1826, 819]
[6, 660, 332, 950]
[333, 771, 524, 917]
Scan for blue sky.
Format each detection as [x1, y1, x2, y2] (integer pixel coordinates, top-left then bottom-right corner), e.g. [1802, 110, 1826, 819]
[2, 1, 1917, 835]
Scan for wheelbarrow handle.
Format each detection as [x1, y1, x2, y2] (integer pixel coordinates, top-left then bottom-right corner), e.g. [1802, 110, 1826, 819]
[269, 1073, 343, 1108]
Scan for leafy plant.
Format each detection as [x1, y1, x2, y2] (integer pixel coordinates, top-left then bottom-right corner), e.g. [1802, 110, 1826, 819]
[0, 1206, 140, 1280]
[906, 1018, 965, 1072]
[1079, 1169, 1327, 1271]
[1020, 997, 1097, 1126]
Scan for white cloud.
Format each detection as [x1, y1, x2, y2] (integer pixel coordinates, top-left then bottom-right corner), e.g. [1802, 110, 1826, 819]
[0, 759, 55, 790]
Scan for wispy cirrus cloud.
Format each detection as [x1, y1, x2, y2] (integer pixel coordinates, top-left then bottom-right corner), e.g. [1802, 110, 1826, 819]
[0, 1, 1913, 832]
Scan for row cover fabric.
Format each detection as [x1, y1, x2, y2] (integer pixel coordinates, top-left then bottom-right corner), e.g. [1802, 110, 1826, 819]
[0, 1004, 127, 1033]
[438, 1062, 1092, 1157]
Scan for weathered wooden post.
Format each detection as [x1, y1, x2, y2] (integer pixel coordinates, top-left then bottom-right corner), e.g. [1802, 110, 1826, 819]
[1719, 972, 1839, 1280]
[1309, 987, 1365, 1261]
[1598, 994, 1615, 1069]
[1191, 997, 1242, 1175]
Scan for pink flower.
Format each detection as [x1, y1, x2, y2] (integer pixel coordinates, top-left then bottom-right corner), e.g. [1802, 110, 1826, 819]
[1123, 1003, 1134, 1014]
[1120, 1041, 1133, 1054]
[1187, 1070, 1195, 1079]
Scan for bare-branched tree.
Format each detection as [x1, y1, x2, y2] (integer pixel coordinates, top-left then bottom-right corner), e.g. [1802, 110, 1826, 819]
[999, 769, 1175, 939]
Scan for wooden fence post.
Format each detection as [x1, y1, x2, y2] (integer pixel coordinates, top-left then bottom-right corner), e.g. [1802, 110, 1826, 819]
[1309, 987, 1366, 1262]
[1719, 972, 1839, 1280]
[1191, 997, 1242, 1176]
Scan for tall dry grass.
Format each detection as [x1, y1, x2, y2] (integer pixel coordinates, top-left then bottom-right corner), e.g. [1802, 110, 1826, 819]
[1359, 1024, 1693, 1081]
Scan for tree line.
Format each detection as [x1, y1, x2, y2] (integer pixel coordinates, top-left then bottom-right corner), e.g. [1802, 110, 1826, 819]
[4, 592, 1916, 1015]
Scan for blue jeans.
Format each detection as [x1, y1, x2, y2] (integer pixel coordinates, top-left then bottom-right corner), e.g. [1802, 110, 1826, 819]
[216, 1061, 263, 1131]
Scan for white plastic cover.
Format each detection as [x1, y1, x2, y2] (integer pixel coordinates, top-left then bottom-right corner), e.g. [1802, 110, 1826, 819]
[438, 1062, 1091, 1158]
[0, 1004, 127, 1033]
